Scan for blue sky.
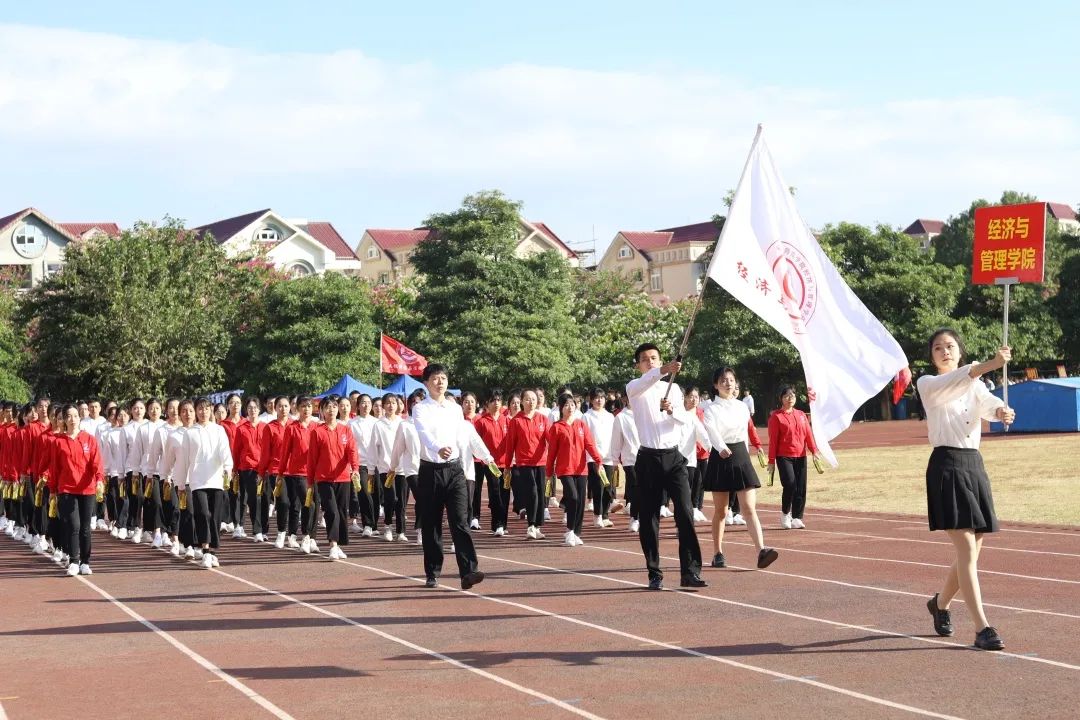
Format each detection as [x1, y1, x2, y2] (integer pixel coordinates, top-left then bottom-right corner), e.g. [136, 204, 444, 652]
[2, 1, 1077, 255]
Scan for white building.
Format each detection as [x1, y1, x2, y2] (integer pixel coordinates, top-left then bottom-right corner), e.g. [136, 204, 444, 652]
[0, 207, 120, 288]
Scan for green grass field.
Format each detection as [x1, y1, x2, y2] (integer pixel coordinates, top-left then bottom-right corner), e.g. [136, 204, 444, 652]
[751, 435, 1080, 526]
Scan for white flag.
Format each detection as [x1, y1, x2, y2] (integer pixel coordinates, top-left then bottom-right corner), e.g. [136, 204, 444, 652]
[706, 126, 909, 465]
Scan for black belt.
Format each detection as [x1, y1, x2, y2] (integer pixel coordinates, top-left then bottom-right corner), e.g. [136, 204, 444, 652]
[638, 446, 680, 456]
[420, 459, 461, 469]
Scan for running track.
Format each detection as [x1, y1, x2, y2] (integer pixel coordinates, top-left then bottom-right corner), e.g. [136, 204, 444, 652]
[2, 500, 1078, 720]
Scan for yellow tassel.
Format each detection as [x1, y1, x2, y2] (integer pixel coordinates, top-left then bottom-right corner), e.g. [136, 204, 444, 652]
[178, 488, 188, 510]
[17, 480, 26, 500]
[366, 477, 374, 495]
[119, 480, 126, 498]
[230, 474, 239, 494]
[502, 469, 511, 491]
[756, 448, 768, 469]
[273, 479, 284, 499]
[163, 482, 172, 503]
[813, 455, 825, 475]
[144, 477, 154, 499]
[304, 486, 314, 508]
[132, 475, 142, 499]
[1, 481, 9, 500]
[255, 476, 264, 496]
[48, 494, 58, 519]
[598, 465, 610, 488]
[384, 471, 395, 489]
[95, 481, 105, 503]
[487, 463, 501, 479]
[545, 476, 554, 496]
[351, 474, 362, 492]
[613, 466, 622, 489]
[768, 464, 776, 486]
[34, 487, 44, 508]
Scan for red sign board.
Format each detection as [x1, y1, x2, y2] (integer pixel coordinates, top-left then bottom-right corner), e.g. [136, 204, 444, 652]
[971, 202, 1046, 284]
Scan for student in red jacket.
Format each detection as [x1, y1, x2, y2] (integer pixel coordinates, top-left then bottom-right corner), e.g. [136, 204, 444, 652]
[278, 396, 317, 552]
[547, 393, 603, 547]
[505, 389, 549, 540]
[307, 395, 359, 560]
[232, 397, 263, 541]
[767, 386, 822, 530]
[473, 389, 510, 536]
[219, 393, 243, 532]
[257, 397, 291, 538]
[49, 404, 104, 577]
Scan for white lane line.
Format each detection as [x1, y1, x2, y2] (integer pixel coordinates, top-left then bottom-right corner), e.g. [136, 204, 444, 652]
[474, 549, 1080, 673]
[75, 576, 295, 720]
[753, 509, 1080, 538]
[314, 558, 966, 720]
[0, 698, 9, 720]
[786, 527, 1080, 558]
[208, 566, 608, 720]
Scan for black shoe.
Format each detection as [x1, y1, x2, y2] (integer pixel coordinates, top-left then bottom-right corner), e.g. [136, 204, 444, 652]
[424, 577, 438, 588]
[461, 571, 485, 590]
[680, 575, 708, 588]
[647, 577, 663, 591]
[710, 552, 726, 568]
[757, 547, 779, 569]
[927, 594, 953, 637]
[974, 626, 1004, 651]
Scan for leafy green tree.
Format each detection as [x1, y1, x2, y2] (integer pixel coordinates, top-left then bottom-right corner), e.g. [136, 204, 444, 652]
[410, 190, 586, 392]
[0, 289, 30, 401]
[230, 272, 379, 394]
[18, 219, 250, 400]
[1053, 232, 1080, 365]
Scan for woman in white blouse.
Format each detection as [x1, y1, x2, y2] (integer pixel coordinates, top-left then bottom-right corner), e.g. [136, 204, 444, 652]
[701, 367, 778, 571]
[917, 329, 1014, 652]
[183, 398, 234, 569]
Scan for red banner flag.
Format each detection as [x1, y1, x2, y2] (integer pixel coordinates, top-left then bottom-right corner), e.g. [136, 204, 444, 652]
[380, 334, 428, 376]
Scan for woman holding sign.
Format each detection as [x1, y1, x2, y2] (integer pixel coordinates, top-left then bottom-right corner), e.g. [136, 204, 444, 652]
[918, 329, 1013, 652]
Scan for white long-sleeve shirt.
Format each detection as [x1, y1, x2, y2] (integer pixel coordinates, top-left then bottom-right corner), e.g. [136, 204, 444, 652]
[368, 416, 402, 474]
[679, 415, 711, 468]
[123, 420, 146, 474]
[458, 420, 495, 481]
[412, 397, 465, 463]
[610, 410, 641, 467]
[917, 365, 1004, 449]
[390, 418, 421, 476]
[100, 425, 128, 477]
[162, 426, 189, 484]
[582, 408, 616, 465]
[138, 419, 165, 476]
[626, 367, 689, 450]
[702, 397, 753, 457]
[348, 415, 376, 469]
[148, 421, 178, 478]
[182, 422, 233, 491]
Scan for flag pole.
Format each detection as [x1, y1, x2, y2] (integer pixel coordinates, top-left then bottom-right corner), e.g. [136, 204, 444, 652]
[378, 329, 384, 391]
[996, 278, 1016, 432]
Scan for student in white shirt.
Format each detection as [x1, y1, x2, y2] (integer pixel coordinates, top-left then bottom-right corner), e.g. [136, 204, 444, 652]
[183, 398, 234, 569]
[391, 390, 425, 543]
[101, 407, 129, 537]
[918, 329, 1013, 652]
[369, 393, 405, 542]
[582, 387, 617, 528]
[145, 398, 180, 549]
[163, 400, 195, 557]
[136, 398, 166, 546]
[741, 390, 755, 418]
[609, 395, 640, 532]
[348, 394, 378, 536]
[121, 399, 147, 539]
[625, 343, 705, 591]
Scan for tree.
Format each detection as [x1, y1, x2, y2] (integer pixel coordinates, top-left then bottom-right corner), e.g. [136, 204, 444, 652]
[18, 219, 251, 400]
[230, 272, 379, 394]
[1053, 232, 1080, 365]
[0, 289, 30, 401]
[410, 190, 586, 392]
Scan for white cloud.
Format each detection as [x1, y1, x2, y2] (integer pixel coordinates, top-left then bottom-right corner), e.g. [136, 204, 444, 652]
[1, 23, 1077, 247]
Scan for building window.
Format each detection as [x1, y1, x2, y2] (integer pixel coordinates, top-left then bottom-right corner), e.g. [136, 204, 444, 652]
[632, 269, 644, 282]
[378, 271, 390, 284]
[618, 245, 632, 259]
[285, 261, 314, 278]
[367, 246, 379, 259]
[254, 226, 280, 242]
[650, 268, 662, 292]
[12, 223, 48, 259]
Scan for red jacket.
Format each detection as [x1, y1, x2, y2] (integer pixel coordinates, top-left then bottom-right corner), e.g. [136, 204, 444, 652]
[219, 417, 240, 452]
[16, 425, 33, 476]
[232, 419, 262, 472]
[545, 419, 602, 477]
[47, 431, 104, 495]
[281, 420, 315, 477]
[694, 407, 710, 461]
[506, 413, 549, 467]
[307, 423, 358, 483]
[257, 419, 290, 475]
[473, 412, 509, 467]
[28, 421, 50, 477]
[0, 422, 14, 480]
[767, 409, 818, 462]
[748, 420, 763, 449]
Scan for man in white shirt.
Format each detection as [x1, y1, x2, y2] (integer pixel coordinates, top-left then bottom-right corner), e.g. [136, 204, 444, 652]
[412, 363, 484, 591]
[625, 343, 705, 591]
[741, 390, 755, 419]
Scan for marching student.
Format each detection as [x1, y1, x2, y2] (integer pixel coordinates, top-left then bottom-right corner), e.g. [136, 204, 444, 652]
[183, 398, 233, 569]
[677, 389, 712, 531]
[257, 396, 276, 424]
[121, 398, 147, 540]
[257, 397, 290, 539]
[136, 398, 165, 545]
[767, 386, 822, 530]
[684, 387, 710, 524]
[278, 396, 318, 552]
[164, 399, 196, 558]
[233, 397, 264, 541]
[701, 367, 778, 571]
[457, 405, 497, 541]
[547, 393, 603, 547]
[13, 405, 35, 545]
[348, 395, 378, 536]
[919, 329, 1013, 652]
[609, 395, 641, 533]
[39, 406, 64, 563]
[625, 343, 706, 591]
[1, 402, 18, 536]
[506, 389, 550, 540]
[48, 404, 104, 577]
[391, 389, 424, 544]
[368, 393, 406, 541]
[473, 390, 510, 537]
[307, 395, 360, 559]
[219, 393, 243, 535]
[100, 407, 129, 538]
[145, 398, 181, 549]
[582, 388, 617, 529]
[412, 364, 484, 589]
[460, 392, 485, 530]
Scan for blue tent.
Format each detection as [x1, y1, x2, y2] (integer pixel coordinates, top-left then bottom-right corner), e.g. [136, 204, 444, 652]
[316, 374, 383, 399]
[989, 378, 1080, 432]
[382, 375, 461, 397]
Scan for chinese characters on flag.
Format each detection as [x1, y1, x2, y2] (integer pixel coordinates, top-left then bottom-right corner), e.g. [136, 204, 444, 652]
[380, 334, 428, 375]
[972, 202, 1046, 284]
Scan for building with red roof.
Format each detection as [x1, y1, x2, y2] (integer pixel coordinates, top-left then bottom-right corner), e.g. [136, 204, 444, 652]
[597, 220, 721, 305]
[0, 208, 121, 288]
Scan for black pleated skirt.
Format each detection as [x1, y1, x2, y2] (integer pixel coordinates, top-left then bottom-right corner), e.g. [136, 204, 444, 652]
[925, 446, 999, 533]
[703, 443, 760, 492]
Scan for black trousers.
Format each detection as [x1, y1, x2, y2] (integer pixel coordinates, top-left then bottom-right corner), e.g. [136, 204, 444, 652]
[634, 447, 702, 581]
[482, 465, 509, 532]
[777, 456, 807, 519]
[141, 475, 165, 532]
[231, 472, 247, 527]
[380, 472, 407, 534]
[22, 478, 37, 535]
[417, 460, 477, 580]
[177, 489, 194, 547]
[561, 475, 588, 534]
[106, 476, 124, 528]
[405, 475, 419, 530]
[239, 470, 262, 535]
[162, 482, 179, 536]
[192, 488, 222, 550]
[588, 462, 615, 518]
[729, 492, 741, 515]
[125, 473, 141, 530]
[60, 493, 94, 564]
[690, 464, 705, 510]
[357, 467, 380, 529]
[622, 465, 639, 519]
[277, 475, 306, 536]
[469, 462, 486, 522]
[317, 482, 350, 545]
[511, 466, 546, 527]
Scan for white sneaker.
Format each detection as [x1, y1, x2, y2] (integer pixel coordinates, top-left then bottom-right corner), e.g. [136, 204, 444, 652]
[5, 524, 14, 536]
[257, 533, 268, 543]
[79, 563, 92, 575]
[594, 515, 605, 528]
[319, 517, 326, 528]
[548, 496, 559, 508]
[493, 527, 505, 537]
[629, 518, 640, 533]
[574, 533, 585, 546]
[564, 530, 577, 547]
[610, 499, 625, 513]
[308, 540, 319, 553]
[733, 513, 747, 526]
[109, 527, 119, 538]
[660, 506, 674, 518]
[780, 513, 793, 529]
[51, 549, 64, 562]
[36, 538, 50, 554]
[350, 519, 362, 533]
[791, 518, 805, 529]
[184, 546, 195, 559]
[201, 554, 213, 569]
[397, 533, 409, 543]
[526, 525, 537, 540]
[415, 533, 422, 545]
[301, 537, 312, 554]
[602, 518, 614, 528]
[170, 541, 181, 557]
[378, 507, 385, 519]
[287, 535, 300, 549]
[275, 532, 286, 549]
[193, 548, 204, 560]
[66, 562, 80, 577]
[534, 528, 545, 540]
[220, 521, 229, 533]
[450, 543, 455, 553]
[544, 509, 551, 521]
[151, 531, 163, 548]
[210, 554, 220, 567]
[331, 546, 348, 559]
[117, 527, 128, 540]
[693, 508, 708, 523]
[383, 528, 394, 542]
[134, 529, 145, 544]
[225, 523, 235, 533]
[469, 518, 480, 530]
[724, 507, 734, 525]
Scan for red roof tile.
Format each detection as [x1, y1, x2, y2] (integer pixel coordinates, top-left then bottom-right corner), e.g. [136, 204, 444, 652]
[619, 231, 674, 254]
[59, 222, 121, 238]
[366, 229, 433, 251]
[1047, 202, 1078, 221]
[657, 220, 721, 245]
[191, 209, 271, 244]
[300, 222, 357, 260]
[903, 219, 945, 235]
[529, 221, 577, 258]
[0, 208, 30, 233]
